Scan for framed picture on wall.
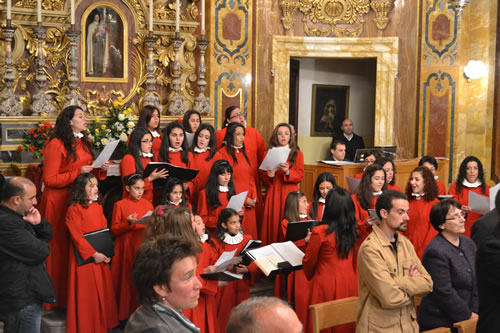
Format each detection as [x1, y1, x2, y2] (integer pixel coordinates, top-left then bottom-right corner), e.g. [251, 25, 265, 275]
[310, 84, 350, 137]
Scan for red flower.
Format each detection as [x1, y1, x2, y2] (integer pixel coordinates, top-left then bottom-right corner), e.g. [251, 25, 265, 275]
[17, 145, 22, 151]
[29, 128, 35, 135]
[44, 141, 49, 146]
[34, 134, 39, 138]
[28, 145, 36, 152]
[177, 118, 182, 123]
[43, 121, 50, 127]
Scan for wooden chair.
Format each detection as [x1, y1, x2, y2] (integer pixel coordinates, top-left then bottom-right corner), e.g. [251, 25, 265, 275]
[309, 296, 359, 333]
[453, 318, 478, 333]
[423, 328, 451, 333]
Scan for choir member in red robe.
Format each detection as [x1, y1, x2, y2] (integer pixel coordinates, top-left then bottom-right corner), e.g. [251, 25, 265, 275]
[278, 191, 311, 327]
[190, 124, 217, 209]
[183, 110, 202, 134]
[448, 156, 490, 237]
[121, 128, 168, 204]
[214, 123, 258, 239]
[353, 151, 379, 180]
[308, 172, 336, 221]
[198, 160, 240, 231]
[65, 173, 118, 333]
[303, 187, 359, 333]
[158, 176, 192, 211]
[419, 155, 447, 196]
[136, 105, 162, 155]
[377, 156, 402, 192]
[213, 208, 258, 333]
[40, 106, 108, 309]
[352, 164, 387, 241]
[261, 123, 304, 244]
[403, 167, 440, 259]
[183, 214, 219, 333]
[110, 174, 153, 321]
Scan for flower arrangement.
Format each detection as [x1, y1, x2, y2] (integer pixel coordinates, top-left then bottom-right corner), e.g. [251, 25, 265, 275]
[17, 121, 55, 158]
[87, 97, 137, 154]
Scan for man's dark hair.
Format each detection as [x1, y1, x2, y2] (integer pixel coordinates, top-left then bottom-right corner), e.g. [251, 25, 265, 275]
[375, 190, 408, 220]
[1, 177, 33, 202]
[429, 199, 461, 232]
[330, 140, 345, 150]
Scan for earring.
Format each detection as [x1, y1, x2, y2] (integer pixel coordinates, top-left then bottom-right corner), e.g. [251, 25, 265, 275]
[160, 297, 166, 302]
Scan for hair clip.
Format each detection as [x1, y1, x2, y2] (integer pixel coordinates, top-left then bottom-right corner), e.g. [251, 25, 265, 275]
[127, 173, 141, 182]
[157, 207, 164, 216]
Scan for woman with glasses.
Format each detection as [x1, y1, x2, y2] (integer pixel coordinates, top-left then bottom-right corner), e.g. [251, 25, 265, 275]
[418, 199, 478, 332]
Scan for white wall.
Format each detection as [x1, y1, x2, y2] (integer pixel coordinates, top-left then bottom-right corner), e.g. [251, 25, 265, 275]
[296, 58, 376, 163]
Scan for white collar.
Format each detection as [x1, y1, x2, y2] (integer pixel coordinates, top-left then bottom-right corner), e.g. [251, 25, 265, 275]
[74, 132, 84, 139]
[299, 214, 308, 219]
[169, 147, 183, 152]
[169, 199, 182, 206]
[318, 197, 326, 204]
[141, 151, 153, 158]
[411, 192, 425, 200]
[223, 232, 244, 245]
[200, 234, 209, 243]
[219, 185, 229, 192]
[373, 191, 383, 196]
[231, 144, 243, 152]
[463, 179, 481, 188]
[343, 133, 353, 141]
[88, 196, 98, 204]
[151, 130, 161, 138]
[280, 144, 290, 149]
[194, 146, 210, 153]
[434, 175, 439, 180]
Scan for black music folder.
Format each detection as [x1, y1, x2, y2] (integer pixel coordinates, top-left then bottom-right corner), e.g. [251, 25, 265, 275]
[284, 220, 321, 242]
[75, 228, 114, 266]
[143, 162, 199, 182]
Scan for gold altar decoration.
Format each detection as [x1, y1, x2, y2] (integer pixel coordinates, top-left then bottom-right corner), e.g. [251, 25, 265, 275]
[279, 0, 394, 37]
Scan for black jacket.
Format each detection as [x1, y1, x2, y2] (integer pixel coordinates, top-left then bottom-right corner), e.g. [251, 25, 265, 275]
[0, 204, 56, 314]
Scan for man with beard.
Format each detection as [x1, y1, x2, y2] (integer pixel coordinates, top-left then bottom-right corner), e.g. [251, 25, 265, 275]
[356, 190, 433, 333]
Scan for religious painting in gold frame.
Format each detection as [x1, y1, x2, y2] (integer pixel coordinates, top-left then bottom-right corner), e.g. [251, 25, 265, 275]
[311, 84, 350, 137]
[81, 2, 128, 83]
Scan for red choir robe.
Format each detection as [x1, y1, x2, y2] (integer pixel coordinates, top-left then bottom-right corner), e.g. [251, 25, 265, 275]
[40, 137, 104, 309]
[260, 150, 304, 245]
[448, 183, 490, 237]
[65, 202, 119, 333]
[279, 218, 311, 327]
[302, 224, 358, 333]
[190, 150, 215, 210]
[110, 197, 153, 321]
[354, 172, 363, 179]
[403, 197, 439, 259]
[352, 195, 378, 242]
[158, 150, 194, 203]
[387, 183, 402, 191]
[120, 154, 154, 203]
[436, 179, 447, 196]
[197, 189, 230, 230]
[214, 148, 258, 239]
[162, 201, 193, 211]
[183, 239, 219, 333]
[151, 133, 162, 156]
[309, 201, 326, 221]
[214, 234, 259, 333]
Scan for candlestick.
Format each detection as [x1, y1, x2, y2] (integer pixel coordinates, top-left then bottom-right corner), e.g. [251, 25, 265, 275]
[149, 0, 153, 32]
[37, 0, 42, 23]
[70, 0, 75, 25]
[7, 0, 11, 20]
[201, 0, 205, 35]
[175, 0, 180, 32]
[0, 24, 23, 116]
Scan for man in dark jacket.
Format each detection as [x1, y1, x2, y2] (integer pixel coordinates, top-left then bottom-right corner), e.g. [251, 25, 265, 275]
[0, 177, 56, 333]
[332, 119, 365, 161]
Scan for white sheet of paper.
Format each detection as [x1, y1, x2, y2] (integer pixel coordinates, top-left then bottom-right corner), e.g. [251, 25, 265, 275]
[259, 147, 291, 170]
[320, 160, 358, 165]
[185, 132, 195, 148]
[226, 191, 248, 212]
[92, 139, 120, 168]
[135, 211, 153, 225]
[346, 176, 361, 194]
[215, 249, 237, 266]
[469, 191, 489, 215]
[271, 241, 304, 266]
[490, 183, 500, 211]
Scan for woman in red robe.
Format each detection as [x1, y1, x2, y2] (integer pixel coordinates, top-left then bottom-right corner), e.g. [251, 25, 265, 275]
[308, 172, 336, 221]
[110, 174, 153, 321]
[136, 105, 162, 155]
[157, 176, 192, 211]
[352, 164, 387, 242]
[40, 106, 108, 309]
[303, 187, 359, 333]
[403, 167, 440, 259]
[419, 155, 447, 196]
[190, 124, 217, 209]
[120, 128, 168, 203]
[65, 173, 118, 333]
[448, 156, 490, 237]
[377, 156, 402, 191]
[214, 123, 258, 239]
[261, 123, 304, 245]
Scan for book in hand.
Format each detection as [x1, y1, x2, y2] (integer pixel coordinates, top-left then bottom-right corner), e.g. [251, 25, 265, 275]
[246, 241, 304, 277]
[284, 220, 320, 242]
[143, 162, 199, 182]
[237, 239, 262, 266]
[74, 228, 114, 266]
[200, 249, 244, 281]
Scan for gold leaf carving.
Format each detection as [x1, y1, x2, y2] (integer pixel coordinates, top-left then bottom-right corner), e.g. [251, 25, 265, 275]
[187, 1, 199, 20]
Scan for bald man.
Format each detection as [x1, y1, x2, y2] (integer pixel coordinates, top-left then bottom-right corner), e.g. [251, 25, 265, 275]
[332, 119, 365, 161]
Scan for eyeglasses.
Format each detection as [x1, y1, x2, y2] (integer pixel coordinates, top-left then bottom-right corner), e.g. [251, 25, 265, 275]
[230, 113, 244, 119]
[141, 139, 153, 144]
[445, 211, 466, 220]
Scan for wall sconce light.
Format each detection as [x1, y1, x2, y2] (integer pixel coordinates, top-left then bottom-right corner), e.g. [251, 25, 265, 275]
[448, 0, 471, 17]
[464, 60, 487, 82]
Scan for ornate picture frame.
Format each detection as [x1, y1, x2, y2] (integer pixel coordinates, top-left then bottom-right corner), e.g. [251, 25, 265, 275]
[81, 1, 128, 83]
[311, 84, 350, 137]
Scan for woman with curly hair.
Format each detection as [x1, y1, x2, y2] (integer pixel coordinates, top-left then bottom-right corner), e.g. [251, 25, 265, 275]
[65, 173, 118, 333]
[448, 156, 490, 237]
[403, 166, 440, 258]
[40, 105, 109, 309]
[136, 105, 162, 155]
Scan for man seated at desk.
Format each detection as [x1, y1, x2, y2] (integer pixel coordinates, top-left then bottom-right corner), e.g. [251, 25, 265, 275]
[332, 119, 365, 161]
[328, 140, 346, 162]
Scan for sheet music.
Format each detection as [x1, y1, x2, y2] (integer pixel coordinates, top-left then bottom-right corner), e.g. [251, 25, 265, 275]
[259, 147, 291, 170]
[92, 139, 120, 168]
[135, 211, 153, 225]
[271, 241, 304, 266]
[215, 249, 237, 266]
[226, 191, 248, 212]
[320, 160, 358, 165]
[469, 191, 489, 215]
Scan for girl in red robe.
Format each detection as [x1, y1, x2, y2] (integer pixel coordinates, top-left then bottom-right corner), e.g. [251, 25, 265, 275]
[448, 156, 490, 237]
[261, 123, 304, 245]
[419, 155, 447, 196]
[158, 176, 193, 211]
[352, 164, 387, 242]
[65, 173, 118, 333]
[120, 128, 168, 203]
[110, 174, 153, 321]
[278, 191, 312, 327]
[403, 167, 440, 259]
[136, 105, 162, 155]
[214, 123, 258, 239]
[197, 160, 240, 231]
[190, 124, 217, 209]
[183, 214, 219, 333]
[303, 187, 359, 333]
[214, 208, 258, 333]
[377, 156, 402, 191]
[41, 106, 108, 309]
[182, 110, 202, 134]
[309, 172, 336, 221]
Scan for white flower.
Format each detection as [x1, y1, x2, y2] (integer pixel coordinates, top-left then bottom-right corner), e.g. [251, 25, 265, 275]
[127, 121, 135, 129]
[101, 138, 109, 146]
[120, 132, 128, 142]
[129, 114, 138, 121]
[118, 113, 125, 121]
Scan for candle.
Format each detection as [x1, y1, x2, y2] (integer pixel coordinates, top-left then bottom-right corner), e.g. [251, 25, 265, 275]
[149, 0, 153, 32]
[7, 0, 11, 21]
[201, 0, 205, 35]
[175, 0, 180, 32]
[37, 0, 42, 23]
[70, 0, 75, 25]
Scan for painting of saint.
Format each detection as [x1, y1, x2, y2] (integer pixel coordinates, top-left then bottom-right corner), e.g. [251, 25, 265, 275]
[311, 84, 349, 137]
